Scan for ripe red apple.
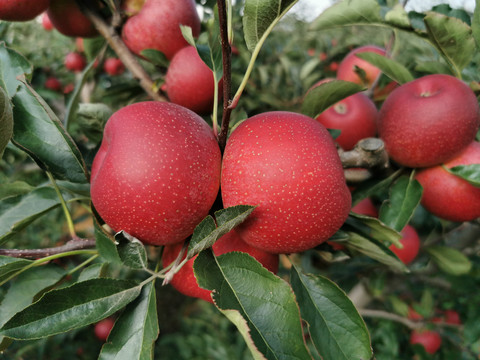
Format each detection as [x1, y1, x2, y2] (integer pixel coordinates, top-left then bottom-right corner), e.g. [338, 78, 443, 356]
[443, 310, 461, 325]
[103, 58, 125, 76]
[351, 198, 378, 218]
[47, 0, 98, 38]
[388, 225, 420, 265]
[64, 52, 87, 73]
[337, 45, 386, 86]
[410, 329, 442, 354]
[0, 0, 49, 21]
[41, 12, 54, 31]
[221, 111, 351, 254]
[94, 318, 115, 341]
[44, 77, 62, 92]
[415, 141, 480, 222]
[378, 74, 479, 168]
[122, 0, 200, 60]
[63, 83, 75, 94]
[165, 46, 218, 115]
[90, 102, 221, 246]
[162, 231, 279, 303]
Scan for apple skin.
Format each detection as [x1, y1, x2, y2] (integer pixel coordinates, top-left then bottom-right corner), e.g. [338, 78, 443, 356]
[94, 318, 115, 342]
[378, 74, 479, 168]
[415, 141, 480, 222]
[162, 231, 279, 303]
[410, 329, 442, 354]
[47, 0, 98, 38]
[44, 77, 62, 92]
[103, 58, 125, 76]
[90, 102, 222, 246]
[122, 0, 200, 60]
[337, 45, 386, 86]
[165, 46, 218, 115]
[0, 0, 49, 21]
[221, 111, 351, 254]
[41, 12, 54, 31]
[351, 198, 378, 218]
[64, 52, 87, 73]
[388, 225, 420, 265]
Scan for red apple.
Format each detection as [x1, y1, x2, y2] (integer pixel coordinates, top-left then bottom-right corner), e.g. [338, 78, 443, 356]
[76, 37, 84, 53]
[378, 74, 479, 168]
[90, 102, 221, 246]
[122, 0, 200, 60]
[63, 83, 75, 94]
[337, 45, 386, 86]
[443, 310, 461, 325]
[0, 0, 49, 21]
[410, 329, 442, 354]
[388, 225, 420, 265]
[47, 0, 98, 38]
[64, 52, 87, 72]
[44, 76, 62, 92]
[351, 198, 378, 218]
[103, 58, 125, 76]
[41, 12, 54, 31]
[162, 231, 279, 303]
[415, 141, 480, 222]
[94, 318, 115, 342]
[165, 46, 218, 115]
[221, 111, 351, 254]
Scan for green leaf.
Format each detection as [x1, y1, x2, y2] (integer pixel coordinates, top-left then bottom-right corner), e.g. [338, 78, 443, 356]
[414, 61, 454, 75]
[355, 52, 414, 84]
[99, 282, 159, 360]
[194, 250, 311, 360]
[94, 220, 121, 264]
[290, 266, 372, 360]
[384, 4, 412, 29]
[0, 87, 13, 158]
[11, 82, 89, 183]
[379, 173, 423, 233]
[346, 214, 403, 248]
[426, 246, 472, 275]
[310, 0, 382, 30]
[473, 0, 480, 48]
[78, 263, 107, 282]
[75, 103, 112, 144]
[0, 42, 32, 97]
[352, 169, 403, 205]
[82, 37, 106, 63]
[0, 256, 32, 284]
[140, 49, 169, 67]
[0, 181, 33, 201]
[446, 164, 480, 187]
[0, 278, 141, 340]
[424, 12, 476, 75]
[116, 231, 148, 270]
[243, 0, 300, 51]
[301, 80, 365, 118]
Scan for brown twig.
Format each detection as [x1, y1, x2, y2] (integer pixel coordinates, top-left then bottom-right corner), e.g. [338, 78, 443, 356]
[0, 238, 96, 259]
[360, 309, 423, 330]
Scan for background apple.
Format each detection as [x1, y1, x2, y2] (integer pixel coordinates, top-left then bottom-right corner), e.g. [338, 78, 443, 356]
[415, 141, 480, 222]
[337, 45, 386, 86]
[47, 0, 98, 38]
[388, 225, 420, 265]
[165, 46, 218, 115]
[122, 0, 200, 60]
[409, 329, 442, 354]
[0, 0, 49, 21]
[64, 52, 87, 72]
[103, 58, 125, 76]
[44, 76, 62, 92]
[221, 111, 351, 254]
[90, 102, 222, 246]
[162, 231, 279, 303]
[41, 12, 54, 31]
[351, 198, 378, 218]
[378, 74, 479, 168]
[94, 318, 115, 342]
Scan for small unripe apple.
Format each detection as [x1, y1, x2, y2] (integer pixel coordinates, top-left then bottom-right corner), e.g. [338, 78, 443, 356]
[94, 318, 115, 342]
[103, 58, 125, 76]
[388, 225, 420, 265]
[337, 45, 386, 86]
[221, 111, 351, 254]
[122, 0, 200, 60]
[44, 77, 62, 92]
[415, 141, 480, 222]
[47, 0, 98, 38]
[410, 329, 442, 354]
[378, 74, 479, 168]
[162, 231, 279, 303]
[90, 102, 221, 246]
[41, 12, 54, 31]
[165, 46, 218, 115]
[64, 52, 87, 73]
[0, 0, 49, 21]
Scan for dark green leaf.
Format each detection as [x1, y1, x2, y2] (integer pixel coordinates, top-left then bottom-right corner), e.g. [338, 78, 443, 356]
[473, 0, 480, 48]
[194, 250, 311, 360]
[243, 0, 300, 51]
[352, 169, 403, 205]
[94, 220, 121, 264]
[446, 164, 480, 187]
[99, 282, 159, 360]
[140, 49, 169, 67]
[0, 256, 32, 284]
[75, 103, 112, 144]
[426, 246, 472, 275]
[346, 214, 403, 248]
[291, 266, 372, 360]
[302, 80, 365, 118]
[116, 231, 148, 270]
[0, 87, 13, 158]
[82, 37, 106, 62]
[11, 82, 89, 183]
[414, 61, 454, 75]
[0, 180, 33, 201]
[355, 53, 414, 84]
[0, 43, 32, 97]
[310, 0, 382, 30]
[379, 173, 423, 232]
[0, 278, 141, 340]
[78, 263, 107, 282]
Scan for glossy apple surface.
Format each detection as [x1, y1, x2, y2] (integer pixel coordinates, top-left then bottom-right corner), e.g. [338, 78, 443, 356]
[162, 231, 279, 303]
[378, 74, 479, 168]
[47, 0, 98, 38]
[388, 225, 420, 264]
[410, 329, 442, 354]
[64, 52, 87, 72]
[0, 0, 49, 21]
[165, 46, 218, 115]
[415, 141, 480, 222]
[94, 318, 115, 342]
[90, 102, 222, 246]
[337, 45, 386, 86]
[221, 111, 351, 254]
[103, 58, 125, 76]
[122, 0, 200, 60]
